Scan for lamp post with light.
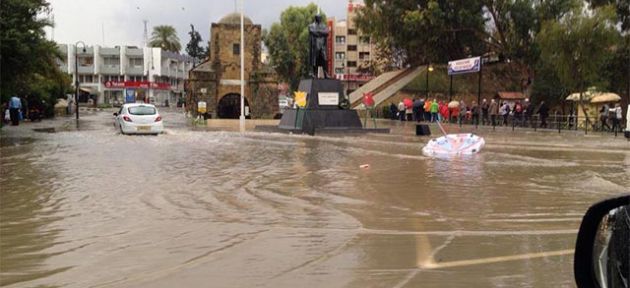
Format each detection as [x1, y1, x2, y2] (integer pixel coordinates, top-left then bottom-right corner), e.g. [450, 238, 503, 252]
[239, 0, 246, 132]
[74, 41, 86, 120]
[425, 64, 434, 99]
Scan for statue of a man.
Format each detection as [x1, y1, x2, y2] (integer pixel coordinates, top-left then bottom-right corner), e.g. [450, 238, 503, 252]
[308, 14, 329, 79]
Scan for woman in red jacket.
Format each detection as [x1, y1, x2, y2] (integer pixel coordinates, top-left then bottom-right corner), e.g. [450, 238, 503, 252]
[439, 101, 449, 122]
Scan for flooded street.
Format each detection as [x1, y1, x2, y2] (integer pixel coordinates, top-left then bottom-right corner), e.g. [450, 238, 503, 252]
[1, 110, 629, 288]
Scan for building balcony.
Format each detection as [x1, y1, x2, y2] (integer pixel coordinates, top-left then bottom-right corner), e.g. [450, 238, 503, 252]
[100, 47, 120, 56]
[78, 47, 94, 54]
[126, 48, 143, 57]
[160, 68, 179, 78]
[100, 65, 121, 75]
[126, 66, 145, 75]
[77, 65, 94, 74]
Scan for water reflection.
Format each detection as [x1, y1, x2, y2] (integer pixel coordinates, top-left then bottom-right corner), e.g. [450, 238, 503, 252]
[0, 137, 69, 287]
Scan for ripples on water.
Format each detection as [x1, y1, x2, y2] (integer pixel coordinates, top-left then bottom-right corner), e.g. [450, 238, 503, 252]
[1, 117, 629, 287]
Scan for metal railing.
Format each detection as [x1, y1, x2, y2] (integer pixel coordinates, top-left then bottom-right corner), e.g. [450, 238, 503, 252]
[448, 113, 626, 136]
[376, 109, 627, 137]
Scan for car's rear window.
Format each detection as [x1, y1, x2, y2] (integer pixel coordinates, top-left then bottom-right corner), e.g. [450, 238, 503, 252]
[128, 106, 156, 115]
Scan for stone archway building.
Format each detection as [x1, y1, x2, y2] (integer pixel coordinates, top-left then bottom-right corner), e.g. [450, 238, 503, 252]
[186, 13, 279, 119]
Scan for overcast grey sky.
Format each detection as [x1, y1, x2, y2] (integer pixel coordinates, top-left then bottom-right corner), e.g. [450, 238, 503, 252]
[46, 0, 358, 48]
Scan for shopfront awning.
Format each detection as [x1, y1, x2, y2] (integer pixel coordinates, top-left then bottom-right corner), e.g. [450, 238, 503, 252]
[79, 87, 96, 94]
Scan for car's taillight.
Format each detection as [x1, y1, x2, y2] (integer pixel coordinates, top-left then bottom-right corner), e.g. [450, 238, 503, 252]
[155, 115, 162, 122]
[123, 115, 132, 122]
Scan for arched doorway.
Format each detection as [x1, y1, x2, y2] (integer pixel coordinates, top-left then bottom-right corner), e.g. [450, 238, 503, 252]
[217, 93, 249, 119]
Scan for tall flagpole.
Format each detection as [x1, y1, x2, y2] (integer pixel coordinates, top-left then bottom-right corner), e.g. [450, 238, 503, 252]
[239, 0, 246, 132]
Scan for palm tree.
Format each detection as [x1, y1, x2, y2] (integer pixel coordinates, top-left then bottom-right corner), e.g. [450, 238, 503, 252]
[149, 25, 181, 53]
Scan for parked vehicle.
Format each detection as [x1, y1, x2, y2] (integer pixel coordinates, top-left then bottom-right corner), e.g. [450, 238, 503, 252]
[574, 194, 629, 288]
[625, 105, 629, 139]
[113, 103, 163, 135]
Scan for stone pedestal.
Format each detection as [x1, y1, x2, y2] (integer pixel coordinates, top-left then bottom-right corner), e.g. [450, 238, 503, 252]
[278, 79, 363, 135]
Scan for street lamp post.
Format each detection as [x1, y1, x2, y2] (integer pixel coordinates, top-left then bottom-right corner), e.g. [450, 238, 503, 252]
[74, 41, 86, 120]
[426, 64, 434, 99]
[239, 0, 246, 132]
[341, 61, 347, 95]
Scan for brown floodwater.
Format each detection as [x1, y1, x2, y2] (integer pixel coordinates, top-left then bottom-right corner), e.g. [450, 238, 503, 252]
[1, 110, 629, 288]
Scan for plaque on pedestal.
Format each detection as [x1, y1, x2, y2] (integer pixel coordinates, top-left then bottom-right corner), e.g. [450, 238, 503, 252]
[268, 15, 389, 135]
[278, 79, 363, 135]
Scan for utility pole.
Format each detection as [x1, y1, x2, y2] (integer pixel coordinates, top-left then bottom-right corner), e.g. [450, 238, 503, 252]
[239, 0, 246, 132]
[627, 36, 630, 104]
[143, 20, 148, 48]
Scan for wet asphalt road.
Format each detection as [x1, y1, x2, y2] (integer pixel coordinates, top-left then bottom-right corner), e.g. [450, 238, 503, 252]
[1, 109, 629, 287]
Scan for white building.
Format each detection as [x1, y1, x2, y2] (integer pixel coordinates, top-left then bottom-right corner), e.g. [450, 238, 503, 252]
[57, 44, 194, 106]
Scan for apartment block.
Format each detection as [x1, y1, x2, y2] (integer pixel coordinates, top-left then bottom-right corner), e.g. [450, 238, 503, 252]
[329, 0, 376, 95]
[57, 44, 194, 106]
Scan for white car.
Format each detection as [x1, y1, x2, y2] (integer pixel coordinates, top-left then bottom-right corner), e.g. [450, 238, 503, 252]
[114, 103, 163, 135]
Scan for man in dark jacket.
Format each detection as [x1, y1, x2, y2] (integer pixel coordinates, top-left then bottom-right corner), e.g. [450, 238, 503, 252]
[471, 101, 480, 126]
[489, 99, 499, 127]
[481, 99, 489, 125]
[413, 98, 424, 122]
[537, 101, 550, 128]
[389, 102, 397, 120]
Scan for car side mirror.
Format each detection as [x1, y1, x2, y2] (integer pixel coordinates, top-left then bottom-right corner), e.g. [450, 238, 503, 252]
[574, 194, 629, 288]
[113, 112, 118, 116]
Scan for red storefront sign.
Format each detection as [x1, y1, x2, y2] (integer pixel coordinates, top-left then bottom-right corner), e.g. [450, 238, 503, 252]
[104, 81, 170, 90]
[327, 19, 334, 77]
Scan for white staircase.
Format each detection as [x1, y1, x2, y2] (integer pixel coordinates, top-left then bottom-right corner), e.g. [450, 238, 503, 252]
[351, 66, 425, 109]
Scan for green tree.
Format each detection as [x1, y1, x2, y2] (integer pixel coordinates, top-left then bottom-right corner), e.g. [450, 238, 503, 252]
[587, 0, 630, 31]
[587, 0, 630, 101]
[537, 4, 621, 123]
[483, 0, 541, 63]
[149, 25, 181, 53]
[0, 0, 67, 105]
[355, 0, 487, 66]
[355, 0, 581, 74]
[530, 61, 568, 107]
[480, 0, 579, 89]
[263, 3, 323, 89]
[535, 0, 581, 21]
[186, 25, 206, 63]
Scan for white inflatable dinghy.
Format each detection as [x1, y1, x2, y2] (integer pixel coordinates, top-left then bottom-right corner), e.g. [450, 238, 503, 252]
[422, 133, 485, 156]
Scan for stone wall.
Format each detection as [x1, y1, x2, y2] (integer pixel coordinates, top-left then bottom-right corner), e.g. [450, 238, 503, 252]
[250, 79, 279, 118]
[186, 61, 217, 117]
[184, 21, 278, 119]
[211, 23, 261, 82]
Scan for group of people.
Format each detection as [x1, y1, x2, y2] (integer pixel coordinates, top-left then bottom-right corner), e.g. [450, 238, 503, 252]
[390, 97, 554, 128]
[488, 99, 550, 128]
[390, 98, 444, 123]
[3, 96, 43, 126]
[390, 98, 455, 123]
[598, 103, 624, 132]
